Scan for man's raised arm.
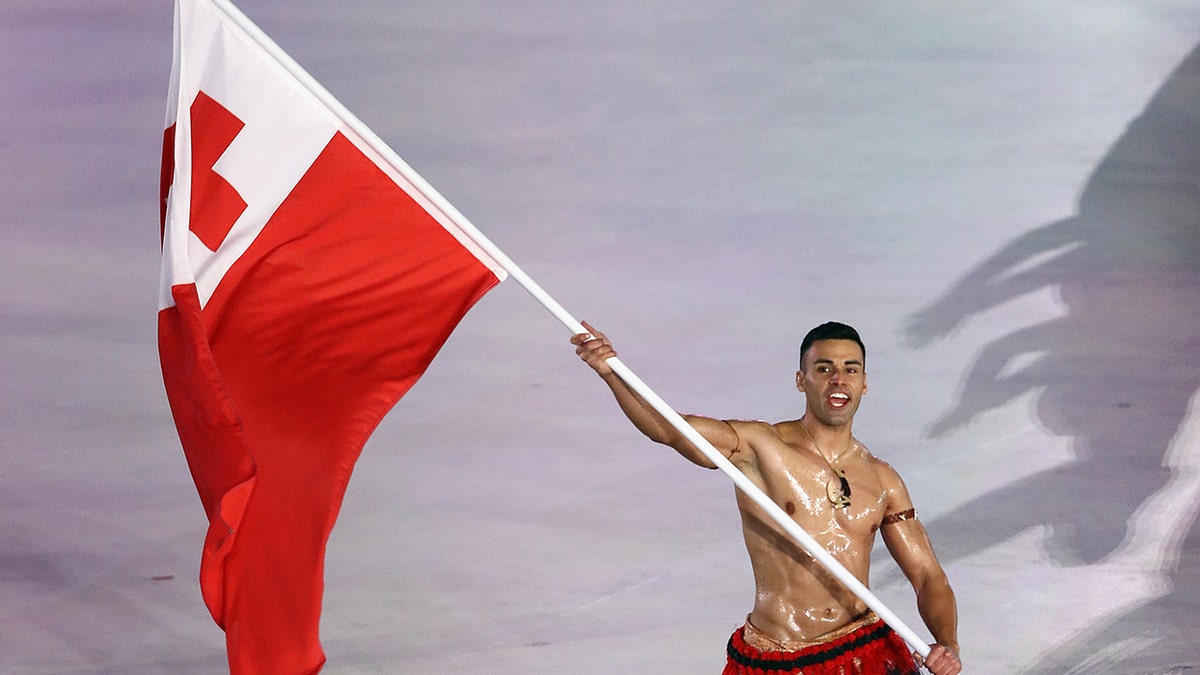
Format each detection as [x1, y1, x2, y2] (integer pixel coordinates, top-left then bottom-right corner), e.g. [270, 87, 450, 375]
[570, 321, 737, 468]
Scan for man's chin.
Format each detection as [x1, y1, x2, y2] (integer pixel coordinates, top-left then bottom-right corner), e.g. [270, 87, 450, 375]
[810, 409, 855, 427]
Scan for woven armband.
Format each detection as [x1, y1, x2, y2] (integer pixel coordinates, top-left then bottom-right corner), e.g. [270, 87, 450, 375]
[881, 508, 916, 526]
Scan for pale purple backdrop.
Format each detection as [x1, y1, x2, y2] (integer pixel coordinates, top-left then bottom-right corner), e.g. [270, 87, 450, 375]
[2, 1, 1199, 672]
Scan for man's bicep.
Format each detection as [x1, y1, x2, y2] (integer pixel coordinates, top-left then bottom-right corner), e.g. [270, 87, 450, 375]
[676, 415, 752, 468]
[882, 516, 946, 590]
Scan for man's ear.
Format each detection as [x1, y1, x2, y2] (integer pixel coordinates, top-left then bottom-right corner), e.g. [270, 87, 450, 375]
[795, 370, 805, 392]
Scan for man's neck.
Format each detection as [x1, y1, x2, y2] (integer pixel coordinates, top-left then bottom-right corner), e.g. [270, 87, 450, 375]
[798, 415, 854, 462]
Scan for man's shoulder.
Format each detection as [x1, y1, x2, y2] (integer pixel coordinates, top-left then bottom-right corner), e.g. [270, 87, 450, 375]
[727, 419, 814, 460]
[859, 449, 908, 491]
[730, 418, 795, 441]
[727, 418, 779, 431]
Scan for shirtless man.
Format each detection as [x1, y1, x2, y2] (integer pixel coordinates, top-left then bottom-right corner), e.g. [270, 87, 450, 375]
[571, 321, 961, 675]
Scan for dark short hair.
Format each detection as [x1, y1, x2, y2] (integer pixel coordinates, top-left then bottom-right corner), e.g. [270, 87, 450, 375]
[799, 322, 866, 370]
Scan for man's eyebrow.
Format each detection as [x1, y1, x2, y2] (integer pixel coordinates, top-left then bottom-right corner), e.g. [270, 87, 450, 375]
[813, 358, 863, 366]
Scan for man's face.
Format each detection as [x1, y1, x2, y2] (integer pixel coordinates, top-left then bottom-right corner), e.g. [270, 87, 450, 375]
[796, 339, 867, 427]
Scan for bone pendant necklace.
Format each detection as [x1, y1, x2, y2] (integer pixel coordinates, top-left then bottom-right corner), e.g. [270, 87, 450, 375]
[797, 418, 854, 509]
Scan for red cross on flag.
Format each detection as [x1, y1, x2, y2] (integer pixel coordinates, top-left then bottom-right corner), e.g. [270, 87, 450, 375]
[158, 0, 506, 670]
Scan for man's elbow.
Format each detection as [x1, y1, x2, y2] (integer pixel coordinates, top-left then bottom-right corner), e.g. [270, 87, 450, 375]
[910, 566, 952, 597]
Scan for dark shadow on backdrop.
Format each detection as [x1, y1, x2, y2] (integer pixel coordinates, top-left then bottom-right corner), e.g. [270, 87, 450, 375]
[904, 44, 1200, 671]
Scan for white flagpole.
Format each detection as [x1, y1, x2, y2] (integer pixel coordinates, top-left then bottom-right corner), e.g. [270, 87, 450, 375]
[199, 0, 931, 659]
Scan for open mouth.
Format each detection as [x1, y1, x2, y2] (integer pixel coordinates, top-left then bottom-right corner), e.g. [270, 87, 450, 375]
[828, 392, 851, 410]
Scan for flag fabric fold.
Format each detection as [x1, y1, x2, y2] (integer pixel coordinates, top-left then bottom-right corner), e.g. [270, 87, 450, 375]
[159, 0, 505, 670]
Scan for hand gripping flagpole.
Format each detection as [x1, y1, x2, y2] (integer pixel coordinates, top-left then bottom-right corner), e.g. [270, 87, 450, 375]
[203, 0, 931, 660]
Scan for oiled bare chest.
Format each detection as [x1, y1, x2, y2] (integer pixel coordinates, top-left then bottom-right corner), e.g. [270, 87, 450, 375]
[754, 445, 887, 540]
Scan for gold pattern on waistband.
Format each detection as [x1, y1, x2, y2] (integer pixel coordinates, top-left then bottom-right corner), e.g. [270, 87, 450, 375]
[742, 611, 879, 652]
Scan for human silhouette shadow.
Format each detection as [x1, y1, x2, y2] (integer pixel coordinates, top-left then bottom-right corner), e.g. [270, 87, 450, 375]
[903, 42, 1200, 669]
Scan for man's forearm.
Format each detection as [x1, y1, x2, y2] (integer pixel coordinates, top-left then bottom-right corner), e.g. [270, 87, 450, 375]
[573, 322, 707, 460]
[599, 371, 679, 445]
[916, 578, 959, 653]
